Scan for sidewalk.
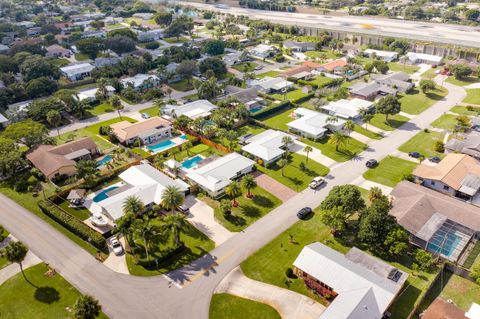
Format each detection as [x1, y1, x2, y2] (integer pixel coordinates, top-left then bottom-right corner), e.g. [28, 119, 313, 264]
[215, 267, 325, 319]
[351, 176, 393, 195]
[290, 141, 336, 168]
[350, 131, 372, 144]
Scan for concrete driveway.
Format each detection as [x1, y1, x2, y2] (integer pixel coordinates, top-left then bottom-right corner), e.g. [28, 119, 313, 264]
[103, 235, 129, 275]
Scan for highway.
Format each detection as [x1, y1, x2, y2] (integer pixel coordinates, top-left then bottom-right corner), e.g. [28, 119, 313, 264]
[172, 1, 480, 48]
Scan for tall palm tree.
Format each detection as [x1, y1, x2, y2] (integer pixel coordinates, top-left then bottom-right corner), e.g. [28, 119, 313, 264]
[46, 109, 62, 137]
[282, 135, 293, 157]
[363, 113, 374, 129]
[122, 196, 145, 215]
[133, 216, 162, 259]
[303, 145, 313, 163]
[242, 175, 257, 198]
[76, 160, 97, 186]
[5, 241, 32, 286]
[73, 295, 101, 319]
[278, 158, 288, 177]
[184, 141, 193, 156]
[109, 95, 123, 120]
[161, 185, 185, 213]
[326, 115, 338, 125]
[162, 213, 188, 247]
[328, 131, 348, 152]
[344, 120, 355, 136]
[115, 212, 136, 244]
[225, 181, 241, 207]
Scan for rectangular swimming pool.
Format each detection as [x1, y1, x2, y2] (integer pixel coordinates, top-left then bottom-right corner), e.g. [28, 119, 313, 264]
[427, 232, 462, 257]
[181, 155, 203, 169]
[147, 140, 176, 153]
[93, 186, 119, 203]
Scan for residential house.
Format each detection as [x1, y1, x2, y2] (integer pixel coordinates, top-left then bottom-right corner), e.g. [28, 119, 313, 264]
[364, 49, 398, 62]
[120, 74, 160, 91]
[110, 117, 172, 146]
[225, 86, 265, 112]
[283, 40, 315, 52]
[15, 21, 35, 28]
[241, 129, 297, 165]
[60, 63, 95, 81]
[133, 12, 154, 20]
[223, 51, 250, 66]
[250, 44, 277, 59]
[248, 76, 294, 94]
[445, 133, 480, 160]
[82, 30, 106, 39]
[374, 71, 413, 93]
[321, 98, 374, 120]
[316, 58, 348, 75]
[349, 81, 397, 100]
[281, 65, 313, 80]
[6, 100, 32, 121]
[137, 29, 163, 42]
[390, 181, 480, 262]
[74, 86, 115, 103]
[26, 27, 41, 37]
[406, 52, 443, 65]
[88, 163, 189, 221]
[287, 108, 345, 140]
[186, 152, 255, 198]
[161, 100, 218, 120]
[26, 137, 99, 180]
[46, 44, 72, 58]
[293, 242, 408, 319]
[413, 153, 480, 202]
[0, 113, 8, 128]
[94, 57, 121, 68]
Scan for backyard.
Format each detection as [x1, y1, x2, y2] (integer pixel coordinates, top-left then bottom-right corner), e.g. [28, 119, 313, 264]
[304, 50, 340, 60]
[256, 70, 281, 78]
[209, 294, 281, 319]
[463, 89, 480, 105]
[398, 131, 445, 159]
[387, 62, 420, 75]
[363, 156, 418, 187]
[370, 113, 410, 131]
[302, 135, 368, 162]
[309, 75, 334, 88]
[270, 88, 309, 102]
[399, 87, 448, 115]
[260, 107, 294, 131]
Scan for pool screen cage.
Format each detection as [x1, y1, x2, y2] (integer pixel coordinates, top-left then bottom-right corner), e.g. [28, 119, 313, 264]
[425, 219, 474, 262]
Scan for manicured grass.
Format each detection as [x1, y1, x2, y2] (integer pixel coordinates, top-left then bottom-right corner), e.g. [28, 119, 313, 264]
[57, 200, 90, 220]
[74, 53, 91, 61]
[302, 135, 368, 162]
[260, 107, 293, 131]
[399, 87, 448, 115]
[304, 50, 340, 60]
[257, 153, 330, 191]
[126, 221, 215, 276]
[256, 70, 281, 78]
[388, 62, 420, 75]
[463, 89, 480, 105]
[88, 103, 114, 116]
[431, 114, 458, 130]
[169, 79, 194, 92]
[309, 75, 334, 87]
[399, 131, 445, 159]
[231, 62, 258, 72]
[363, 156, 418, 187]
[209, 294, 281, 319]
[0, 263, 108, 319]
[353, 124, 383, 140]
[139, 105, 160, 117]
[163, 36, 189, 43]
[450, 105, 480, 116]
[270, 88, 309, 102]
[201, 185, 281, 232]
[370, 113, 410, 131]
[446, 76, 479, 87]
[241, 124, 266, 136]
[131, 147, 152, 159]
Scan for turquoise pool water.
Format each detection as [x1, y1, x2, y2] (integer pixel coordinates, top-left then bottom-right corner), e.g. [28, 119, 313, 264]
[180, 135, 188, 140]
[147, 140, 176, 153]
[249, 106, 263, 113]
[181, 155, 203, 169]
[427, 232, 462, 257]
[96, 155, 113, 167]
[93, 186, 119, 203]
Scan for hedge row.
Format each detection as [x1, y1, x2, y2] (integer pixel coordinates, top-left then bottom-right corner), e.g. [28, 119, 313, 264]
[38, 200, 107, 251]
[251, 100, 291, 120]
[291, 92, 315, 104]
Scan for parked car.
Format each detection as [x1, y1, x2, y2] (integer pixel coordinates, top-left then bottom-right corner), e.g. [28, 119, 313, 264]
[429, 156, 441, 163]
[110, 237, 124, 256]
[297, 207, 313, 219]
[254, 65, 263, 70]
[408, 152, 422, 158]
[141, 113, 150, 119]
[366, 159, 378, 168]
[177, 204, 190, 214]
[90, 213, 108, 227]
[309, 176, 325, 189]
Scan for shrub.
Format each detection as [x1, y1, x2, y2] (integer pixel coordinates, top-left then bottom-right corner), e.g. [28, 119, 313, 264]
[38, 200, 107, 251]
[144, 42, 160, 50]
[14, 179, 29, 192]
[434, 140, 445, 153]
[0, 225, 7, 242]
[285, 267, 297, 279]
[99, 126, 111, 135]
[423, 128, 429, 133]
[274, 54, 285, 63]
[402, 174, 414, 182]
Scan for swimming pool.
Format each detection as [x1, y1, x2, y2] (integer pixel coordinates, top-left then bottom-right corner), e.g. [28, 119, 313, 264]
[181, 155, 203, 169]
[180, 135, 188, 140]
[93, 186, 119, 203]
[96, 155, 113, 167]
[427, 232, 462, 257]
[147, 140, 176, 153]
[249, 106, 263, 113]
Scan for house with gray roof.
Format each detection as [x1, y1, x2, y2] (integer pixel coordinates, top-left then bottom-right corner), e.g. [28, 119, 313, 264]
[374, 72, 413, 93]
[60, 63, 95, 81]
[445, 133, 480, 160]
[283, 40, 315, 52]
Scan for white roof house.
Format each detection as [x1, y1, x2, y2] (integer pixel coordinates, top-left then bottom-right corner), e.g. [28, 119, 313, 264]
[364, 49, 398, 62]
[60, 63, 95, 81]
[120, 74, 160, 90]
[94, 163, 188, 221]
[294, 243, 408, 319]
[321, 98, 374, 120]
[186, 152, 255, 197]
[287, 108, 345, 139]
[466, 303, 480, 319]
[162, 100, 218, 120]
[242, 129, 297, 165]
[74, 86, 115, 102]
[249, 76, 294, 93]
[406, 52, 443, 64]
[0, 113, 8, 127]
[250, 44, 277, 58]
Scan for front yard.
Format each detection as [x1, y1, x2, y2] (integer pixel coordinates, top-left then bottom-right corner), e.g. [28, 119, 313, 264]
[139, 105, 160, 118]
[256, 70, 281, 78]
[431, 114, 458, 130]
[168, 79, 194, 92]
[387, 62, 420, 75]
[363, 156, 418, 187]
[88, 103, 114, 117]
[209, 294, 281, 319]
[450, 105, 480, 116]
[302, 135, 368, 162]
[398, 130, 445, 159]
[232, 62, 258, 73]
[353, 124, 383, 140]
[446, 76, 479, 87]
[399, 87, 448, 115]
[463, 89, 480, 105]
[370, 113, 410, 131]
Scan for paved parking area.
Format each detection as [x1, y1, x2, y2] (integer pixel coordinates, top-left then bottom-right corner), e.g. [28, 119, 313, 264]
[252, 171, 297, 202]
[103, 235, 129, 274]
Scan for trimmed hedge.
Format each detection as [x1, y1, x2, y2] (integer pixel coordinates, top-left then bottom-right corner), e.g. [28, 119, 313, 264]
[38, 200, 107, 251]
[251, 100, 291, 120]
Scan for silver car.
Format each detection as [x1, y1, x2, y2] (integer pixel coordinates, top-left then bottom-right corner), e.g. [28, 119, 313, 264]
[110, 237, 124, 256]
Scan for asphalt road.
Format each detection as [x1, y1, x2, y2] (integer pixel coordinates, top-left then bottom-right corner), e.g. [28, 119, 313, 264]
[0, 76, 466, 318]
[172, 1, 480, 48]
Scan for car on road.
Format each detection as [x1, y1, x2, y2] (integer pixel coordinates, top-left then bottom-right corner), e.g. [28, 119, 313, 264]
[408, 152, 422, 158]
[309, 176, 325, 189]
[254, 65, 263, 71]
[429, 156, 441, 163]
[297, 207, 313, 219]
[366, 159, 378, 168]
[141, 113, 150, 119]
[110, 237, 124, 256]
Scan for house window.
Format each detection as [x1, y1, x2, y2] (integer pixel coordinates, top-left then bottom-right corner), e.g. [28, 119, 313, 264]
[430, 181, 435, 186]
[443, 185, 450, 191]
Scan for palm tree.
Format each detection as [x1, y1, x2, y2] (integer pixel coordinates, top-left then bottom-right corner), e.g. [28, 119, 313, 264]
[133, 216, 162, 259]
[328, 131, 348, 152]
[76, 160, 97, 186]
[5, 241, 32, 286]
[161, 185, 185, 213]
[162, 213, 188, 247]
[73, 295, 101, 319]
[303, 145, 313, 163]
[282, 135, 293, 157]
[46, 109, 62, 137]
[97, 78, 109, 101]
[184, 141, 193, 156]
[278, 158, 288, 177]
[225, 181, 241, 207]
[344, 120, 355, 136]
[363, 113, 374, 129]
[109, 95, 123, 120]
[326, 115, 338, 125]
[115, 212, 136, 244]
[242, 175, 257, 198]
[122, 196, 144, 215]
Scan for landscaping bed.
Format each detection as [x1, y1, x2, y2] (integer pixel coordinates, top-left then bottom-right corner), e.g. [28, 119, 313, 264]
[363, 156, 418, 187]
[209, 294, 281, 319]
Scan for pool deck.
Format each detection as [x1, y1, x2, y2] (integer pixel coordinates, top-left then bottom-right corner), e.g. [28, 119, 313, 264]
[144, 136, 188, 154]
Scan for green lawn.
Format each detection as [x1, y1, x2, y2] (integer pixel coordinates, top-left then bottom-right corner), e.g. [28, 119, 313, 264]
[353, 124, 383, 140]
[232, 62, 258, 72]
[422, 68, 438, 80]
[363, 156, 418, 187]
[169, 79, 194, 92]
[463, 89, 480, 105]
[131, 147, 152, 159]
[0, 263, 108, 319]
[309, 76, 334, 88]
[431, 114, 458, 130]
[74, 53, 91, 61]
[88, 103, 114, 116]
[241, 124, 266, 136]
[399, 87, 448, 115]
[388, 62, 420, 75]
[450, 105, 480, 116]
[304, 50, 340, 60]
[370, 113, 410, 131]
[256, 70, 281, 78]
[126, 221, 215, 276]
[399, 131, 445, 159]
[446, 76, 479, 87]
[260, 107, 293, 131]
[302, 135, 368, 162]
[57, 200, 90, 220]
[209, 294, 281, 319]
[257, 153, 330, 191]
[200, 185, 281, 232]
[139, 106, 160, 117]
[163, 36, 189, 43]
[270, 88, 308, 102]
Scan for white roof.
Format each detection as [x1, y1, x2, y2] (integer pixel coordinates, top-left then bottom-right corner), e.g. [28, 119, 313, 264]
[321, 98, 374, 119]
[75, 86, 115, 101]
[98, 164, 187, 220]
[0, 113, 7, 124]
[60, 63, 95, 76]
[466, 303, 480, 319]
[406, 52, 443, 63]
[294, 243, 408, 319]
[242, 129, 296, 162]
[120, 74, 159, 89]
[186, 153, 254, 192]
[251, 44, 275, 54]
[249, 76, 293, 91]
[287, 107, 344, 136]
[364, 49, 398, 58]
[163, 100, 218, 119]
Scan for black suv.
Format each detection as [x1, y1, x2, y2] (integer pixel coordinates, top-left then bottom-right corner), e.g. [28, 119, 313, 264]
[297, 207, 313, 219]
